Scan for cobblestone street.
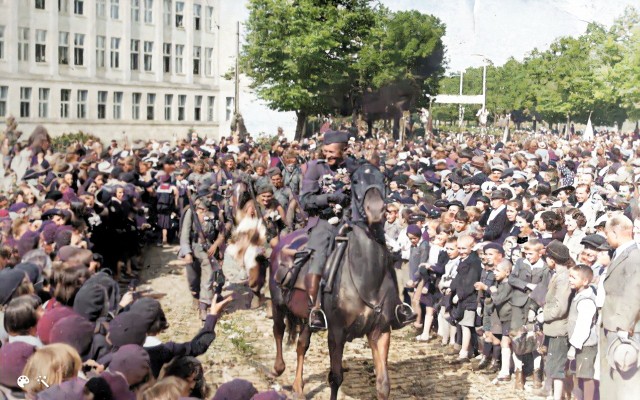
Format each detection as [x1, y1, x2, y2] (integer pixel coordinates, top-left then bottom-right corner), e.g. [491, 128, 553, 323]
[145, 245, 533, 399]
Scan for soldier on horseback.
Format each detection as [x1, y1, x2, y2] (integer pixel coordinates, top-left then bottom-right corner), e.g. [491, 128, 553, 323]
[300, 130, 416, 331]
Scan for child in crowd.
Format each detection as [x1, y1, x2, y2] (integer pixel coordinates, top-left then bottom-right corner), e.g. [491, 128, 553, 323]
[437, 237, 460, 348]
[489, 260, 513, 381]
[567, 265, 598, 400]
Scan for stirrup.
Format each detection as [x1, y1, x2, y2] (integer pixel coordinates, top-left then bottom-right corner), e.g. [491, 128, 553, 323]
[395, 302, 416, 325]
[308, 308, 328, 331]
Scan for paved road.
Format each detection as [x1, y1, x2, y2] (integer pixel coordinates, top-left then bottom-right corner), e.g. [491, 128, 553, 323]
[144, 245, 531, 399]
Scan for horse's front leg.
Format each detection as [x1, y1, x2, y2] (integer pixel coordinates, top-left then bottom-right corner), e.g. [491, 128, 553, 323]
[271, 306, 286, 377]
[328, 329, 346, 400]
[292, 324, 312, 394]
[367, 330, 391, 400]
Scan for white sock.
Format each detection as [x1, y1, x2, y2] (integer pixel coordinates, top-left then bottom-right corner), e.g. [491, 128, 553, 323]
[500, 347, 512, 376]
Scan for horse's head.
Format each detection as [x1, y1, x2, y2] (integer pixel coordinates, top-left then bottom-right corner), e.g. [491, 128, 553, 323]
[363, 187, 385, 225]
[230, 181, 252, 223]
[351, 163, 387, 227]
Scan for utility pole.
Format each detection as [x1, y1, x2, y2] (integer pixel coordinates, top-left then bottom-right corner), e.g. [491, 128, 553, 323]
[458, 70, 464, 128]
[234, 21, 240, 114]
[482, 63, 487, 110]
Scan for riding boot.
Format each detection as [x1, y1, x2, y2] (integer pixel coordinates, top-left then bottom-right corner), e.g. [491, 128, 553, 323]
[305, 273, 326, 331]
[514, 369, 525, 390]
[532, 368, 543, 389]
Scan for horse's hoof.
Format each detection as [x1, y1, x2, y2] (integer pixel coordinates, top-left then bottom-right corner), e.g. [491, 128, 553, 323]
[271, 363, 286, 377]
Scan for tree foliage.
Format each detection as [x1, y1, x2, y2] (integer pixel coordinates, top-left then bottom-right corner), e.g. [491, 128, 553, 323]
[242, 0, 446, 139]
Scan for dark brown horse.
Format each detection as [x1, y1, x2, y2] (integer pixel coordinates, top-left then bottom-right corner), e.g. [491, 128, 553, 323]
[269, 164, 402, 399]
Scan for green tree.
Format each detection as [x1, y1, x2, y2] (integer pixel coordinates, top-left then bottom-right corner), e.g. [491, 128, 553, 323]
[241, 0, 377, 140]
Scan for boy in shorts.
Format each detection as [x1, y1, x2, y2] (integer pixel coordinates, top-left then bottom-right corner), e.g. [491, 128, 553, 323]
[490, 260, 513, 381]
[567, 265, 598, 400]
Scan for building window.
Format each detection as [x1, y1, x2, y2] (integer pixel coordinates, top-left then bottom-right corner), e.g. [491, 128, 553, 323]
[132, 92, 141, 119]
[193, 46, 201, 75]
[177, 95, 185, 121]
[206, 6, 215, 32]
[130, 39, 139, 70]
[60, 89, 70, 118]
[35, 30, 47, 62]
[35, 0, 46, 10]
[0, 26, 4, 60]
[96, 36, 106, 68]
[193, 4, 201, 30]
[77, 90, 87, 118]
[20, 87, 32, 118]
[110, 37, 120, 68]
[163, 43, 171, 73]
[58, 32, 69, 64]
[74, 33, 85, 66]
[226, 97, 234, 121]
[146, 94, 155, 120]
[0, 86, 8, 117]
[97, 91, 107, 119]
[96, 0, 106, 17]
[18, 28, 29, 62]
[143, 41, 153, 72]
[59, 0, 69, 13]
[207, 96, 214, 121]
[110, 0, 119, 19]
[131, 0, 139, 22]
[175, 45, 183, 74]
[144, 0, 153, 23]
[175, 1, 184, 28]
[74, 0, 83, 15]
[38, 88, 49, 118]
[194, 95, 202, 121]
[163, 0, 171, 26]
[113, 91, 122, 119]
[164, 94, 172, 120]
[205, 47, 213, 76]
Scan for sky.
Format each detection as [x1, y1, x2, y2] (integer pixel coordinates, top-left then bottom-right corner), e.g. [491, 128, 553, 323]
[231, 0, 637, 136]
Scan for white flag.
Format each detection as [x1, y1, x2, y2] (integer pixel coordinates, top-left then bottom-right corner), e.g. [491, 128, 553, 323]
[584, 115, 594, 140]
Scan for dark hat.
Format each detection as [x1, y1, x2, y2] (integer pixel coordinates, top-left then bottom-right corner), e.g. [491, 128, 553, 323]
[99, 371, 136, 400]
[73, 282, 109, 322]
[37, 306, 78, 344]
[129, 297, 165, 331]
[458, 148, 474, 160]
[551, 185, 575, 196]
[406, 224, 422, 237]
[14, 262, 43, 290]
[490, 189, 509, 200]
[109, 312, 149, 347]
[323, 130, 350, 145]
[408, 214, 426, 224]
[501, 168, 515, 179]
[581, 234, 607, 250]
[399, 196, 416, 205]
[17, 230, 40, 258]
[50, 314, 95, 359]
[8, 202, 28, 213]
[476, 195, 490, 204]
[212, 379, 259, 400]
[256, 183, 274, 195]
[41, 222, 58, 244]
[433, 199, 449, 210]
[546, 240, 571, 264]
[37, 378, 86, 400]
[447, 200, 464, 209]
[109, 345, 151, 386]
[251, 391, 288, 400]
[470, 174, 486, 185]
[483, 242, 505, 255]
[0, 269, 28, 306]
[596, 240, 611, 251]
[0, 342, 37, 389]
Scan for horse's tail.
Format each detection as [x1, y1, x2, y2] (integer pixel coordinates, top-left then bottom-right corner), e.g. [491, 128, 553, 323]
[285, 312, 300, 346]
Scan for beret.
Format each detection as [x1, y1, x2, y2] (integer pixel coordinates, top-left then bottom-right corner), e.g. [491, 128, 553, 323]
[323, 130, 350, 145]
[109, 312, 149, 347]
[546, 240, 571, 264]
[406, 224, 422, 237]
[0, 342, 37, 389]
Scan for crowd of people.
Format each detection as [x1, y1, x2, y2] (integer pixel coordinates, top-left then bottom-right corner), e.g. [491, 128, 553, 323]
[0, 119, 638, 400]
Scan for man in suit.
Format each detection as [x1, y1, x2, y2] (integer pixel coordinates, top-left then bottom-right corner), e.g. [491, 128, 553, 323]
[601, 215, 640, 399]
[483, 189, 509, 243]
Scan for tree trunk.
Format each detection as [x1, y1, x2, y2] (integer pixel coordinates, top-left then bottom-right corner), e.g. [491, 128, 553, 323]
[532, 119, 537, 131]
[366, 116, 373, 139]
[392, 114, 400, 141]
[294, 110, 307, 141]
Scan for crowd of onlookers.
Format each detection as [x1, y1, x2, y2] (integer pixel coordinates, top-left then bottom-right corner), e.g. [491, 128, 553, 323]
[0, 120, 639, 399]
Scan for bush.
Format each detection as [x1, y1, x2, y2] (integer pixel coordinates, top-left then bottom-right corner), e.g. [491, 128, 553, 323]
[51, 131, 102, 153]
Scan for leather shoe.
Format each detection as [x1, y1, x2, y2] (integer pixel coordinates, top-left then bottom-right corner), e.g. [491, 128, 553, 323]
[450, 356, 470, 365]
[474, 356, 490, 370]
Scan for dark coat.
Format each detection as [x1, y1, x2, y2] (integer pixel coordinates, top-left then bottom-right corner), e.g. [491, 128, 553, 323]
[483, 208, 508, 242]
[450, 251, 483, 311]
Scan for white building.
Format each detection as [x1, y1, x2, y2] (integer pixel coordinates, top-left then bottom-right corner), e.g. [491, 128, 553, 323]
[0, 0, 237, 142]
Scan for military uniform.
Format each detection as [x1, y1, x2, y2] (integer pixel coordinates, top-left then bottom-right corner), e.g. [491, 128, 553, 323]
[179, 201, 222, 307]
[283, 164, 302, 195]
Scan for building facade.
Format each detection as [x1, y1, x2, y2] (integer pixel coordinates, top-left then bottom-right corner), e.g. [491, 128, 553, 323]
[0, 0, 236, 141]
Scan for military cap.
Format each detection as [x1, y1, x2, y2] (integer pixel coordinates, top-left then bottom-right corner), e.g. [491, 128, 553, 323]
[323, 130, 350, 145]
